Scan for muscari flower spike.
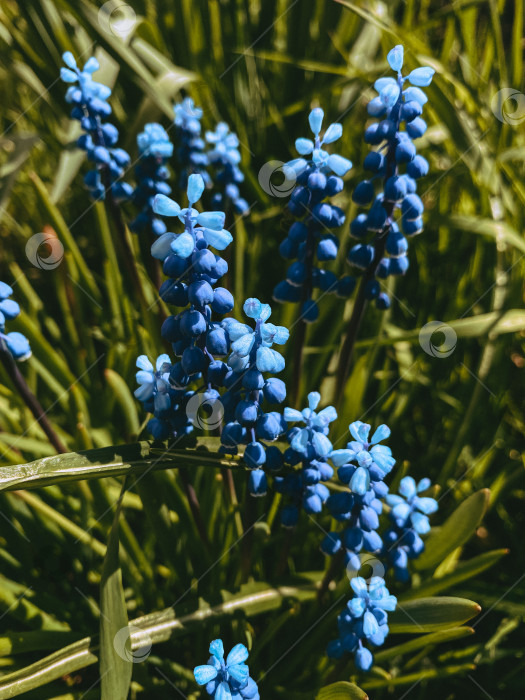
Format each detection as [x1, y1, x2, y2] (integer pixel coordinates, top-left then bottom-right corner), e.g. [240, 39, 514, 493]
[60, 52, 132, 201]
[133, 173, 235, 440]
[273, 107, 353, 322]
[275, 391, 337, 526]
[174, 97, 211, 188]
[0, 282, 31, 361]
[327, 576, 397, 672]
[347, 45, 435, 310]
[194, 639, 260, 700]
[129, 123, 174, 237]
[219, 298, 289, 494]
[383, 476, 438, 582]
[206, 122, 249, 215]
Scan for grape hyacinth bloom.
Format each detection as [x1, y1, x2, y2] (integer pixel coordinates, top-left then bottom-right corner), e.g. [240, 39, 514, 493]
[347, 45, 434, 310]
[60, 52, 132, 201]
[327, 576, 397, 671]
[275, 392, 337, 527]
[129, 123, 174, 237]
[0, 282, 31, 361]
[134, 354, 194, 440]
[206, 122, 249, 215]
[219, 299, 289, 495]
[321, 422, 394, 570]
[194, 639, 260, 700]
[383, 476, 438, 582]
[273, 108, 353, 322]
[134, 174, 234, 439]
[174, 97, 210, 188]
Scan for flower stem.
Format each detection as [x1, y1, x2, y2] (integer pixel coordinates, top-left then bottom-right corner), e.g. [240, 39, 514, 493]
[0, 340, 67, 454]
[178, 467, 211, 551]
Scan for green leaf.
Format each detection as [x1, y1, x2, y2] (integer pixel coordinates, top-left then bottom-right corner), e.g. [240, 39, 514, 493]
[316, 682, 368, 699]
[100, 480, 132, 700]
[0, 439, 243, 492]
[415, 490, 490, 570]
[404, 549, 508, 599]
[389, 596, 481, 633]
[374, 627, 474, 663]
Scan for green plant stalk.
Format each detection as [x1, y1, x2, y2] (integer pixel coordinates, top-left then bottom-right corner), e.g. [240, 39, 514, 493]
[0, 340, 67, 454]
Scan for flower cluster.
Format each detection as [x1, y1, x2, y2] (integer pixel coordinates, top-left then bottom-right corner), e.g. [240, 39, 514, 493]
[327, 576, 397, 671]
[321, 421, 394, 570]
[347, 45, 434, 310]
[194, 639, 259, 700]
[383, 476, 438, 582]
[129, 123, 174, 237]
[275, 392, 337, 527]
[60, 52, 132, 201]
[134, 174, 234, 438]
[273, 108, 353, 322]
[219, 299, 288, 494]
[206, 122, 249, 215]
[174, 97, 211, 188]
[0, 282, 31, 361]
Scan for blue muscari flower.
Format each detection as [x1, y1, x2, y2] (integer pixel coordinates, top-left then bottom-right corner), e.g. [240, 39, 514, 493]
[219, 299, 289, 494]
[134, 173, 234, 440]
[382, 476, 438, 582]
[275, 391, 337, 526]
[206, 122, 249, 215]
[321, 422, 393, 570]
[0, 282, 31, 361]
[60, 52, 132, 202]
[134, 354, 193, 440]
[327, 576, 397, 672]
[348, 45, 434, 310]
[174, 97, 211, 188]
[129, 123, 174, 237]
[273, 107, 353, 322]
[194, 639, 260, 700]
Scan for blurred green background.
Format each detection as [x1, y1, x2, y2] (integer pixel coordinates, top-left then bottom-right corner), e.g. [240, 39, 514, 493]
[0, 0, 524, 698]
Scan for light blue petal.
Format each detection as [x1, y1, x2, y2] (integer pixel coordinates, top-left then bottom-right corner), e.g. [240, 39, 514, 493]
[327, 154, 352, 176]
[417, 477, 431, 492]
[350, 466, 370, 496]
[312, 148, 328, 164]
[228, 663, 249, 684]
[197, 211, 226, 230]
[209, 638, 224, 660]
[349, 421, 371, 442]
[259, 303, 272, 322]
[374, 77, 398, 92]
[330, 449, 355, 467]
[322, 123, 343, 144]
[83, 57, 99, 73]
[151, 232, 175, 260]
[407, 67, 435, 87]
[193, 664, 218, 686]
[243, 298, 262, 319]
[285, 158, 308, 176]
[295, 138, 314, 155]
[312, 431, 332, 458]
[348, 597, 366, 617]
[411, 511, 431, 534]
[385, 494, 404, 507]
[228, 352, 250, 372]
[291, 427, 309, 455]
[136, 355, 154, 372]
[308, 391, 321, 410]
[171, 232, 195, 258]
[416, 497, 438, 515]
[187, 173, 205, 204]
[227, 323, 252, 341]
[202, 228, 233, 251]
[403, 86, 428, 105]
[153, 194, 181, 217]
[226, 643, 249, 667]
[387, 45, 404, 72]
[392, 503, 411, 522]
[156, 354, 171, 371]
[380, 83, 400, 107]
[309, 107, 324, 136]
[283, 408, 304, 422]
[60, 67, 77, 83]
[62, 51, 77, 69]
[399, 476, 417, 499]
[370, 424, 390, 444]
[350, 577, 367, 596]
[255, 346, 276, 372]
[231, 332, 255, 357]
[314, 406, 337, 426]
[134, 384, 154, 401]
[135, 370, 154, 386]
[363, 611, 379, 637]
[215, 682, 232, 700]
